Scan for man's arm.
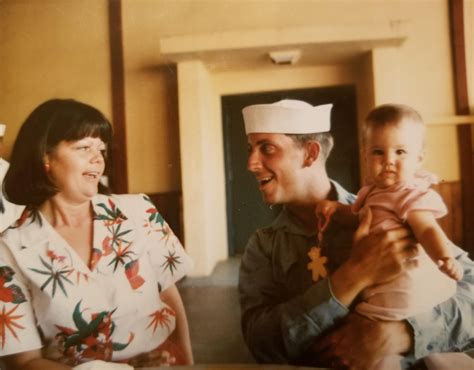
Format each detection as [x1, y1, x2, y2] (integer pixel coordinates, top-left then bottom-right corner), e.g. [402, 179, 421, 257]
[407, 246, 474, 358]
[239, 211, 419, 363]
[310, 313, 412, 369]
[238, 230, 350, 363]
[308, 247, 474, 368]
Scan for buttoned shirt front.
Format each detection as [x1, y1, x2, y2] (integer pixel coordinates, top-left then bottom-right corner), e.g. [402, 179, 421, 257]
[0, 193, 193, 365]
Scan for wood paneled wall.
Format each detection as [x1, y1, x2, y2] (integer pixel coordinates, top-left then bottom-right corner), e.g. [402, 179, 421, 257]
[147, 192, 183, 243]
[108, 0, 128, 193]
[448, 0, 473, 257]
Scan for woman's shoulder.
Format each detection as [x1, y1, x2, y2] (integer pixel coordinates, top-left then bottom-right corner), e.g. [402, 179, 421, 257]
[93, 193, 157, 222]
[0, 209, 46, 255]
[94, 193, 153, 208]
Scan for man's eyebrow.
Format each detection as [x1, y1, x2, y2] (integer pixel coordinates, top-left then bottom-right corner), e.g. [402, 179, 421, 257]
[248, 139, 275, 147]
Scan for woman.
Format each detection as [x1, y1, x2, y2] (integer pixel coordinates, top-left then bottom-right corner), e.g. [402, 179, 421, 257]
[0, 99, 193, 369]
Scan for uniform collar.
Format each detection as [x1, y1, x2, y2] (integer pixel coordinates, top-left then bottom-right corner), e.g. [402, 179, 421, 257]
[269, 179, 355, 237]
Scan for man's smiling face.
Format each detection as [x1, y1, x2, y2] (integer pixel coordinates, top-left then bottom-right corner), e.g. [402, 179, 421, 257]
[247, 133, 307, 205]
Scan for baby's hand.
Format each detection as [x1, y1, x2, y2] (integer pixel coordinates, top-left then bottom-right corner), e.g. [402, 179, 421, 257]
[315, 200, 340, 233]
[437, 257, 463, 281]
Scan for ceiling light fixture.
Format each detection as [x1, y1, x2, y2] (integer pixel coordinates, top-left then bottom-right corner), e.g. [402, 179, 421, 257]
[268, 49, 301, 65]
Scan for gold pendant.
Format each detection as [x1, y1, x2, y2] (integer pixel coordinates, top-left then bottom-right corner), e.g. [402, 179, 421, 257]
[307, 246, 328, 282]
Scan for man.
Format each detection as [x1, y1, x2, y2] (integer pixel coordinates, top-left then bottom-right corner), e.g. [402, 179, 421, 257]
[0, 123, 24, 232]
[238, 99, 474, 369]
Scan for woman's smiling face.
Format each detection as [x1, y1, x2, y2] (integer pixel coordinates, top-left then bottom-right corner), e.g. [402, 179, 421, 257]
[46, 136, 106, 203]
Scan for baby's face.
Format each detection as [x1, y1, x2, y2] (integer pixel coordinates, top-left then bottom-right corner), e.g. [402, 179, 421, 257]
[365, 119, 424, 188]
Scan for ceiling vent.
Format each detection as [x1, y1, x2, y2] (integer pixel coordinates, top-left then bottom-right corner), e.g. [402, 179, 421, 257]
[268, 49, 301, 65]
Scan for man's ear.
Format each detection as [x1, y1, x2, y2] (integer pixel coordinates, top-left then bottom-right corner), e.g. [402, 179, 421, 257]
[304, 141, 321, 167]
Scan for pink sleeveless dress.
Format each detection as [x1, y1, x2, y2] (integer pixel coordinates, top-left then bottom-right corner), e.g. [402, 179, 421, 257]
[352, 171, 456, 321]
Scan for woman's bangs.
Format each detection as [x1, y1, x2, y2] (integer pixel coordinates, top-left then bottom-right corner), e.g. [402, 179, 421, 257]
[65, 118, 112, 144]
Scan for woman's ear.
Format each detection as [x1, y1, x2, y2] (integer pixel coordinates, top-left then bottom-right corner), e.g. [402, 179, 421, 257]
[304, 141, 321, 167]
[43, 155, 51, 172]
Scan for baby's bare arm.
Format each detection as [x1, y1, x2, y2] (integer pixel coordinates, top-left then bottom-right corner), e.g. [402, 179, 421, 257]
[315, 200, 358, 232]
[407, 210, 462, 280]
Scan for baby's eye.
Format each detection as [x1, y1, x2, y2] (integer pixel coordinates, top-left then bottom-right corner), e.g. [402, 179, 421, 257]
[395, 149, 406, 155]
[371, 149, 383, 156]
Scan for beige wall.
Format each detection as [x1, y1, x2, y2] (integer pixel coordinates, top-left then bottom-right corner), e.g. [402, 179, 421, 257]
[122, 67, 181, 193]
[178, 61, 228, 275]
[0, 0, 112, 158]
[121, 0, 183, 193]
[120, 0, 462, 192]
[163, 0, 465, 274]
[1, 0, 467, 189]
[1, 0, 472, 274]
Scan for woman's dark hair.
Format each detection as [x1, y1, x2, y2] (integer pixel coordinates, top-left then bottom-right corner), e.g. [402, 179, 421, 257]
[4, 99, 113, 208]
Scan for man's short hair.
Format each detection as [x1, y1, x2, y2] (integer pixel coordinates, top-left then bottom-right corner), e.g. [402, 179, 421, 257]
[286, 132, 334, 162]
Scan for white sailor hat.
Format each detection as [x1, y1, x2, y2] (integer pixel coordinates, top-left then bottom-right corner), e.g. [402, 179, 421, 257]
[242, 99, 332, 135]
[0, 123, 5, 137]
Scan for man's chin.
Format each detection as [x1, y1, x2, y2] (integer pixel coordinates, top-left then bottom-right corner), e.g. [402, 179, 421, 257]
[261, 194, 281, 206]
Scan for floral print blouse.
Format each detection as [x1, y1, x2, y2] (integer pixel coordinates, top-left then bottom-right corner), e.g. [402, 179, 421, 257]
[0, 193, 193, 365]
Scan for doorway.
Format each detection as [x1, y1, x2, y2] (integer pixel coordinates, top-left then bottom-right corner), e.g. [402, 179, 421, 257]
[222, 85, 360, 256]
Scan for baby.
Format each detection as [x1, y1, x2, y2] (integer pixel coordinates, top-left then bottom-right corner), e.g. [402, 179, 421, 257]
[316, 104, 463, 368]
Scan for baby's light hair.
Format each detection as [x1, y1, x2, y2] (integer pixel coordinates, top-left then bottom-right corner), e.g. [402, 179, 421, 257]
[364, 104, 426, 146]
